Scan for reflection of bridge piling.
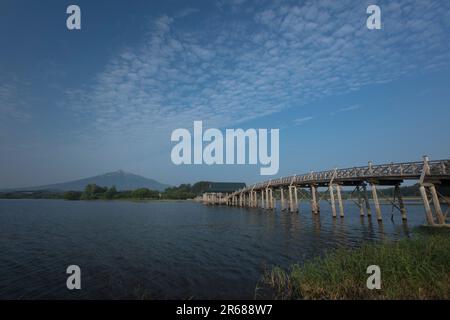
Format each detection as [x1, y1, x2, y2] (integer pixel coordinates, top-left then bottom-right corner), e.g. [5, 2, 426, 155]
[205, 156, 450, 226]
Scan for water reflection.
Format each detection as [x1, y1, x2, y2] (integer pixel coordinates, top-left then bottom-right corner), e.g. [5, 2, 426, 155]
[0, 199, 422, 299]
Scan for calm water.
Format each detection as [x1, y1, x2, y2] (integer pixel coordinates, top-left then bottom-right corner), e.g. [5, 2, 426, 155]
[0, 199, 430, 299]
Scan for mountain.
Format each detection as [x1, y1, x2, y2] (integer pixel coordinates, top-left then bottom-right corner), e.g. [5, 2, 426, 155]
[9, 170, 171, 192]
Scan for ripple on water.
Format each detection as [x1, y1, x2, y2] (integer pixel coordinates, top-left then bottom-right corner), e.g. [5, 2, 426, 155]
[0, 199, 435, 299]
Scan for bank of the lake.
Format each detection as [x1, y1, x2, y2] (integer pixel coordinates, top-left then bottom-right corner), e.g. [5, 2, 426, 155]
[259, 226, 450, 300]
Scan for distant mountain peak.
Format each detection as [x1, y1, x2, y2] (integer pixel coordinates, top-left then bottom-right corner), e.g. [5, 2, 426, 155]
[104, 170, 126, 176]
[6, 171, 171, 192]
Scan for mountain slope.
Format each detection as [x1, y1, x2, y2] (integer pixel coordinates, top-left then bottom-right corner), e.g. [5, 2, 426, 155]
[13, 170, 171, 192]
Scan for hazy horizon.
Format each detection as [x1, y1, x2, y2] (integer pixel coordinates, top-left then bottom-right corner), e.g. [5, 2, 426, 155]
[1, 0, 450, 189]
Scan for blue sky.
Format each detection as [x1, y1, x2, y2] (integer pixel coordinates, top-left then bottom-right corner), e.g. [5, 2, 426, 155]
[1, 0, 450, 188]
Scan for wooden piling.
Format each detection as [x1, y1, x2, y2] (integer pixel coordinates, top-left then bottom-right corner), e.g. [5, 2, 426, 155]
[288, 186, 294, 213]
[269, 188, 275, 210]
[357, 186, 365, 216]
[261, 190, 265, 209]
[336, 184, 344, 218]
[329, 184, 337, 218]
[362, 184, 372, 216]
[280, 188, 285, 211]
[429, 185, 445, 224]
[419, 185, 435, 225]
[394, 184, 407, 221]
[293, 186, 299, 213]
[311, 185, 318, 214]
[371, 183, 382, 221]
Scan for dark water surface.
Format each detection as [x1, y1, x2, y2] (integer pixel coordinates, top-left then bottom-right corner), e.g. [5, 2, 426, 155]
[0, 199, 430, 299]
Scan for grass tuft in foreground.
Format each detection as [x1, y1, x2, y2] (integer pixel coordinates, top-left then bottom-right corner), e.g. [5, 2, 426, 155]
[258, 226, 450, 300]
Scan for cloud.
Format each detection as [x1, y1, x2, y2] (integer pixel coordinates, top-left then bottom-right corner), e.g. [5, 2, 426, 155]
[340, 105, 360, 112]
[294, 116, 314, 125]
[174, 7, 200, 18]
[65, 0, 450, 143]
[330, 104, 361, 116]
[0, 78, 31, 123]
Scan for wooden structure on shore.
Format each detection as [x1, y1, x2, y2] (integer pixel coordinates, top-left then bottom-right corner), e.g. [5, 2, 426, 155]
[203, 156, 450, 226]
[202, 182, 246, 205]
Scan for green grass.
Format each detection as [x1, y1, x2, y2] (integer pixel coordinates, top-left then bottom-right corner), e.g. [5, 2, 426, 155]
[258, 226, 450, 300]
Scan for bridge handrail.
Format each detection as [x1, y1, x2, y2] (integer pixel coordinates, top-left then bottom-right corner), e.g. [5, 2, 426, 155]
[228, 158, 449, 196]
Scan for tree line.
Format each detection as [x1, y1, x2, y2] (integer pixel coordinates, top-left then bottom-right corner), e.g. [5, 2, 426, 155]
[0, 182, 212, 200]
[62, 181, 213, 200]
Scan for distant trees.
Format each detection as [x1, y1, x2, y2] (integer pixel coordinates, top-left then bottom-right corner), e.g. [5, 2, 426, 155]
[131, 188, 159, 199]
[104, 186, 117, 199]
[62, 184, 161, 200]
[80, 184, 108, 200]
[163, 184, 196, 200]
[63, 191, 82, 200]
[0, 180, 231, 201]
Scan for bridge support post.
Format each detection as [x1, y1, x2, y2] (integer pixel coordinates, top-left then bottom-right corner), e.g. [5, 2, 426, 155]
[362, 184, 371, 216]
[329, 184, 337, 218]
[261, 190, 265, 209]
[271, 188, 275, 209]
[394, 184, 407, 221]
[280, 188, 285, 211]
[357, 186, 365, 216]
[336, 184, 344, 218]
[311, 185, 319, 214]
[288, 186, 294, 213]
[371, 184, 382, 221]
[429, 185, 445, 224]
[265, 188, 269, 210]
[419, 185, 435, 225]
[294, 186, 299, 213]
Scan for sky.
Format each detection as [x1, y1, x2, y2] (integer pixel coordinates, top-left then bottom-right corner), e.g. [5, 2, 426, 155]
[1, 0, 450, 188]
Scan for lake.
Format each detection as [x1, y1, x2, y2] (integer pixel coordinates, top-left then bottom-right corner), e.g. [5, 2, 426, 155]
[0, 199, 430, 299]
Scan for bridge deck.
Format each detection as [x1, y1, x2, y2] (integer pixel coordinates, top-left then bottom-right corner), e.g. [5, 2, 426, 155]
[204, 157, 450, 226]
[236, 159, 450, 193]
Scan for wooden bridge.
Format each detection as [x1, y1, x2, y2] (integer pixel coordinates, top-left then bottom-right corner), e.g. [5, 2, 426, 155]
[202, 156, 450, 226]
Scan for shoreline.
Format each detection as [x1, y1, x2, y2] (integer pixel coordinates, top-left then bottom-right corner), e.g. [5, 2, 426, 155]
[257, 226, 450, 300]
[0, 198, 196, 202]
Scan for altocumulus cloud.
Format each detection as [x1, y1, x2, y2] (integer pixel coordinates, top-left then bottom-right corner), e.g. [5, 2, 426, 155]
[66, 0, 450, 142]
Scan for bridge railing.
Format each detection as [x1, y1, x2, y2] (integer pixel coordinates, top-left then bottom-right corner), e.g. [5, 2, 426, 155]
[230, 158, 449, 196]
